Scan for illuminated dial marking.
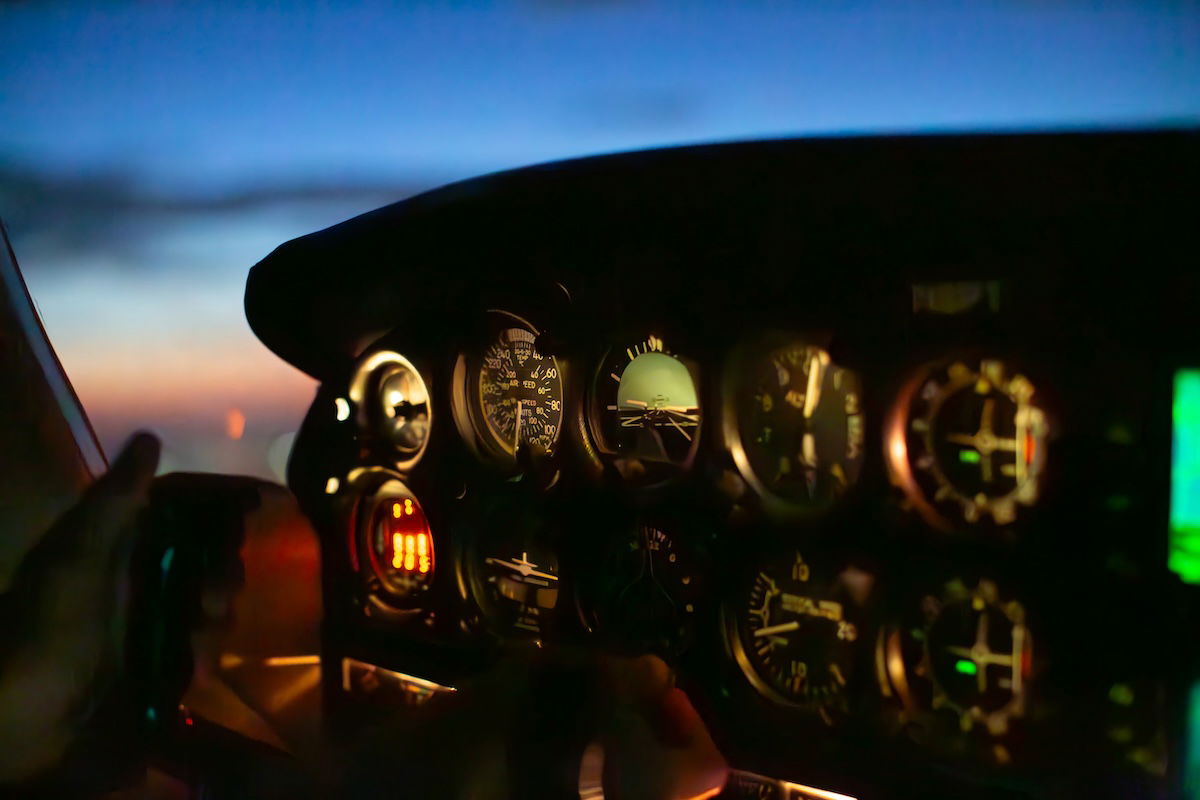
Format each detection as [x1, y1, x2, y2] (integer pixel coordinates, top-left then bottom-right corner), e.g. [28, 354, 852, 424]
[594, 335, 701, 472]
[894, 358, 1049, 528]
[485, 551, 560, 582]
[478, 546, 560, 636]
[460, 487, 564, 640]
[478, 325, 564, 454]
[734, 552, 868, 719]
[734, 341, 864, 512]
[880, 578, 1032, 740]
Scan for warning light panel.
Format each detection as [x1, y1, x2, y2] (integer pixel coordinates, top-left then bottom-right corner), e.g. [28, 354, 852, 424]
[359, 479, 435, 609]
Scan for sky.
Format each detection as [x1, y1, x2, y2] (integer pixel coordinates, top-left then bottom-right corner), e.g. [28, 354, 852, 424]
[2, 0, 1198, 481]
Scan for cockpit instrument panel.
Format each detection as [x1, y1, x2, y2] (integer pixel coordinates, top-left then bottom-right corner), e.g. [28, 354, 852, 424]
[254, 131, 1199, 800]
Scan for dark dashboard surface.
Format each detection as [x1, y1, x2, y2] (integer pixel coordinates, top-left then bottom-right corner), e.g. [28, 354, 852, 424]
[246, 130, 1199, 799]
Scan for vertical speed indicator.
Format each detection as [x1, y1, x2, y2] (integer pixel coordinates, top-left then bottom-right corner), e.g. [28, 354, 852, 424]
[729, 551, 873, 723]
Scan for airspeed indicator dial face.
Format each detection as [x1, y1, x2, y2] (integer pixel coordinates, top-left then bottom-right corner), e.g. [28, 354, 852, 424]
[469, 312, 564, 460]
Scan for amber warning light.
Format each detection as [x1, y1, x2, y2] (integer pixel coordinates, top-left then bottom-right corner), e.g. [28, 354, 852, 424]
[387, 498, 432, 574]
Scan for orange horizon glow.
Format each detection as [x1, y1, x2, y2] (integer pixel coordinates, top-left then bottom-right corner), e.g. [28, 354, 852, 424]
[225, 408, 246, 440]
[53, 329, 317, 433]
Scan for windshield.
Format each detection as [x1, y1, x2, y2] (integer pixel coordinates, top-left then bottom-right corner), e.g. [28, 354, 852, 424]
[3, 0, 1197, 479]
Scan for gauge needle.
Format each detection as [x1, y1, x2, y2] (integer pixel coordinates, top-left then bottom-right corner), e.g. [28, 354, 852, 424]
[945, 432, 1017, 452]
[980, 397, 995, 435]
[803, 352, 824, 418]
[753, 620, 800, 638]
[944, 607, 1014, 691]
[514, 399, 523, 447]
[667, 416, 692, 441]
[485, 552, 558, 582]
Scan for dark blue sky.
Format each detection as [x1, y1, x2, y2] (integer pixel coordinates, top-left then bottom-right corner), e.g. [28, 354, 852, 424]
[2, 0, 1198, 478]
[4, 1, 1198, 186]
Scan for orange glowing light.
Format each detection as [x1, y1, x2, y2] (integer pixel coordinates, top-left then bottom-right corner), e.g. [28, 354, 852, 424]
[392, 533, 404, 569]
[778, 781, 858, 800]
[1024, 431, 1036, 466]
[375, 487, 435, 578]
[225, 408, 246, 440]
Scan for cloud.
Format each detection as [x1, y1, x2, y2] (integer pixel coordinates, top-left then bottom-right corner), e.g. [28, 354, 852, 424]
[0, 161, 434, 270]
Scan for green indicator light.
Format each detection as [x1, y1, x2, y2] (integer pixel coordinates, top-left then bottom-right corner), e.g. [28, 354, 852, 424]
[1109, 683, 1135, 706]
[1170, 369, 1200, 585]
[958, 450, 981, 464]
[146, 707, 158, 723]
[955, 659, 978, 676]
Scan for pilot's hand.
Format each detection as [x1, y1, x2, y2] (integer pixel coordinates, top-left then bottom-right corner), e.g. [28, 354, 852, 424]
[598, 654, 729, 800]
[335, 650, 727, 800]
[0, 432, 160, 783]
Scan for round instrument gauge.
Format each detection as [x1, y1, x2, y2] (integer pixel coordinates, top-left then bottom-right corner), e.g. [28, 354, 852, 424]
[461, 508, 561, 639]
[454, 311, 564, 465]
[590, 334, 701, 482]
[356, 479, 435, 612]
[348, 351, 432, 469]
[727, 339, 865, 517]
[580, 523, 705, 657]
[877, 578, 1032, 743]
[886, 357, 1050, 530]
[729, 551, 872, 722]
